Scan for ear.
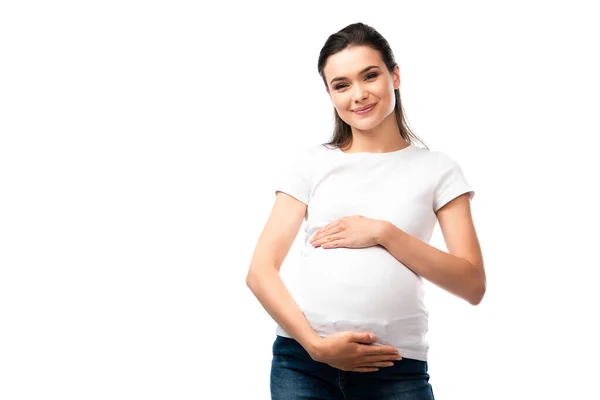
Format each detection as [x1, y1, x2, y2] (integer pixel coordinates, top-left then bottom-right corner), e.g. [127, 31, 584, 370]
[392, 65, 400, 90]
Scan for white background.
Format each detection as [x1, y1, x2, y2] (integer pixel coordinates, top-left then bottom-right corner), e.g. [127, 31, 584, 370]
[1, 1, 599, 399]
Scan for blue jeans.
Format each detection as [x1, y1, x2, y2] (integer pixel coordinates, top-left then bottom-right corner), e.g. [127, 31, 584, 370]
[270, 335, 435, 399]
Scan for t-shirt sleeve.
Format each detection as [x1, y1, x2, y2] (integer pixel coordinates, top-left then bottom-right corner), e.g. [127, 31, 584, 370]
[274, 147, 312, 206]
[432, 152, 475, 213]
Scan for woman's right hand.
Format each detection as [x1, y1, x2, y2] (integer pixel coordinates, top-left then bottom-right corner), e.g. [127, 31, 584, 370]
[309, 332, 402, 373]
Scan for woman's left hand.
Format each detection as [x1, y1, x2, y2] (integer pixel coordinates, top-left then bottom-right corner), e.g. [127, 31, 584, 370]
[310, 216, 385, 249]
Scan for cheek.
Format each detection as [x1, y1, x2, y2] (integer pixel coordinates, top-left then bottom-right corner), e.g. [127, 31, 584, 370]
[372, 87, 394, 111]
[332, 97, 351, 114]
[331, 93, 347, 105]
[374, 84, 391, 100]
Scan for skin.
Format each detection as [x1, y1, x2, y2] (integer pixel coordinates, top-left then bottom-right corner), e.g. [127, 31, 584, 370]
[323, 45, 408, 154]
[247, 45, 485, 373]
[313, 45, 486, 306]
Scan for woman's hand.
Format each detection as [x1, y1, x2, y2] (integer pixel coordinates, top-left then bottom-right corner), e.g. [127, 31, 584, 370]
[309, 332, 402, 372]
[310, 216, 386, 249]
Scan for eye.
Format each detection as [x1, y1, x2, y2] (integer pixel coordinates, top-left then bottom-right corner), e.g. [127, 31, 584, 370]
[334, 73, 378, 90]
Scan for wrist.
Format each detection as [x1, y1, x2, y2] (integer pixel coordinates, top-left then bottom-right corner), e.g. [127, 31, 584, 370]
[299, 334, 325, 360]
[375, 220, 390, 246]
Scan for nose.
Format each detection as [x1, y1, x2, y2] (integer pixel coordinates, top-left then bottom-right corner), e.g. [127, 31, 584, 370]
[352, 83, 368, 103]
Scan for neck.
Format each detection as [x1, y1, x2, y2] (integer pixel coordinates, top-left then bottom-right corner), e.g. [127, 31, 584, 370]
[344, 112, 408, 153]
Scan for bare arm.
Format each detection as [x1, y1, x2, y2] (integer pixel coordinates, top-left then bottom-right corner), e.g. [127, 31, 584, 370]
[378, 193, 486, 305]
[246, 192, 322, 357]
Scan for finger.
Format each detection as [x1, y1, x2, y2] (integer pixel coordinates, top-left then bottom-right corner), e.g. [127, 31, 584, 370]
[361, 345, 400, 356]
[353, 332, 377, 343]
[313, 232, 341, 247]
[361, 354, 403, 362]
[322, 238, 344, 249]
[356, 361, 396, 368]
[314, 222, 340, 239]
[351, 367, 379, 373]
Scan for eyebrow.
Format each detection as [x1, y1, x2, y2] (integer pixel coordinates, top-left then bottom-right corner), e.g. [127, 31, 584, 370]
[329, 65, 381, 86]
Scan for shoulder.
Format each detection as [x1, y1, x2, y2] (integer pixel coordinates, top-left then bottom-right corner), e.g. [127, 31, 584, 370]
[415, 147, 451, 161]
[402, 146, 449, 169]
[415, 147, 463, 170]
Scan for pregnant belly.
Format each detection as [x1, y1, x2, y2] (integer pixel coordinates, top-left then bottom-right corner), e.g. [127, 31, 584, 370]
[290, 245, 426, 324]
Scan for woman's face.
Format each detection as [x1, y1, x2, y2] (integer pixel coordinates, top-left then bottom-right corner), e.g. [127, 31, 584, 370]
[323, 45, 400, 131]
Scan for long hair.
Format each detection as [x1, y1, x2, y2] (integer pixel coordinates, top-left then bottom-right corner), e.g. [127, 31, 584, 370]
[317, 22, 429, 150]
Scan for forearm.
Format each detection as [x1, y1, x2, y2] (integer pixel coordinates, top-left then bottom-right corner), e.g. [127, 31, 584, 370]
[377, 221, 485, 305]
[246, 267, 323, 356]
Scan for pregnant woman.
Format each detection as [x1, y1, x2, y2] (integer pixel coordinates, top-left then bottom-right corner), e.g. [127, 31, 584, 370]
[246, 22, 486, 400]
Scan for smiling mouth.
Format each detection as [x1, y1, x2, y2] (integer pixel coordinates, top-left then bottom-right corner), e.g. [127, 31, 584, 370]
[352, 103, 377, 114]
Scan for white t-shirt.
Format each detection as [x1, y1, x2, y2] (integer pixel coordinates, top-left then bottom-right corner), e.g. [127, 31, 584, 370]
[273, 142, 475, 361]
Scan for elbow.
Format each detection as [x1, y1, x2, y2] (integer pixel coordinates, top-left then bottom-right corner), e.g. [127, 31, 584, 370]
[246, 269, 259, 289]
[247, 257, 281, 287]
[468, 264, 486, 306]
[469, 280, 486, 306]
[246, 264, 275, 289]
[469, 287, 485, 306]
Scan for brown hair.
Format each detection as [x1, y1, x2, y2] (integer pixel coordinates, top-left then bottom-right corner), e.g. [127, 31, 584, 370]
[317, 22, 429, 151]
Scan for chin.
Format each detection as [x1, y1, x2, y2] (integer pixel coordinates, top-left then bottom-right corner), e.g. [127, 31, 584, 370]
[350, 118, 381, 130]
